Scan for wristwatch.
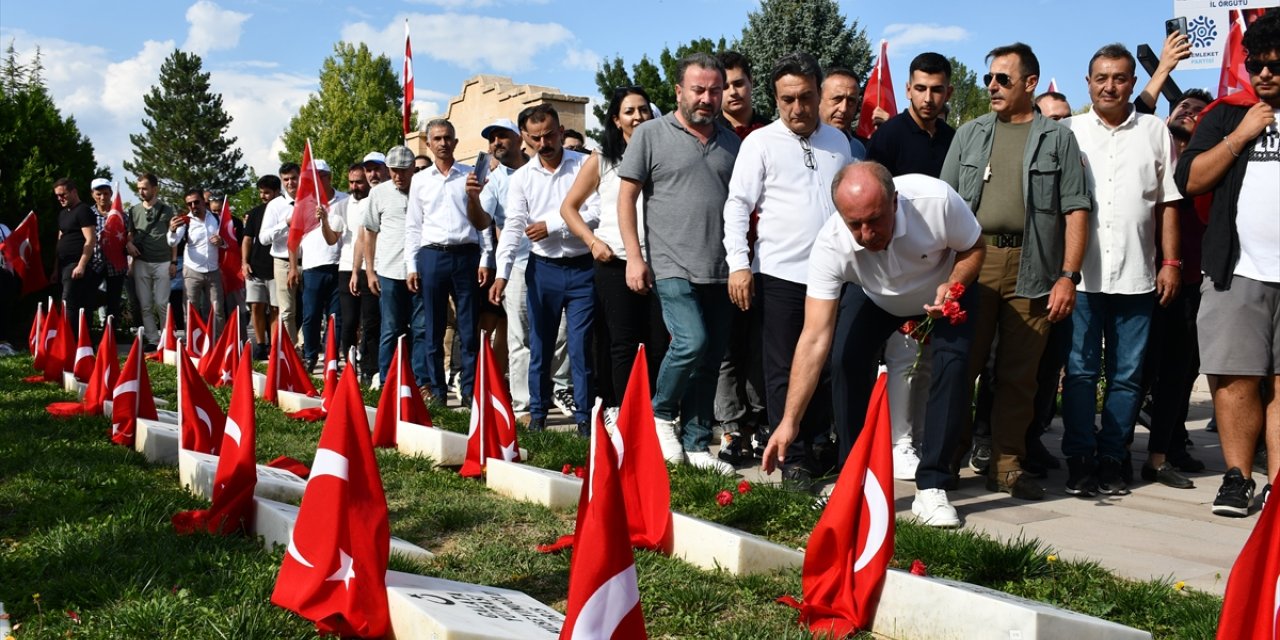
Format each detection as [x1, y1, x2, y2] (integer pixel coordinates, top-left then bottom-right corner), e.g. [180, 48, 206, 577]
[1059, 270, 1082, 285]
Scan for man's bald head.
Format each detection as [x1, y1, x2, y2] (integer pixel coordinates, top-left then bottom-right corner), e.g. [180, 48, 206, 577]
[831, 161, 897, 251]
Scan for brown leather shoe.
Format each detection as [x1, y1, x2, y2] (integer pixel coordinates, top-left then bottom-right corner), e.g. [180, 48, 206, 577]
[418, 385, 435, 404]
[986, 469, 1046, 500]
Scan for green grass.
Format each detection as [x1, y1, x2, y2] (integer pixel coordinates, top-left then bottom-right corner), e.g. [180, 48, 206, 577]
[0, 356, 1222, 638]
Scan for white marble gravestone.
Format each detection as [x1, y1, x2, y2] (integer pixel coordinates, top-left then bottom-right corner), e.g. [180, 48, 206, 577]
[276, 389, 322, 413]
[135, 418, 180, 465]
[669, 512, 803, 576]
[178, 449, 308, 504]
[484, 458, 583, 510]
[253, 497, 432, 563]
[103, 400, 177, 424]
[384, 571, 563, 640]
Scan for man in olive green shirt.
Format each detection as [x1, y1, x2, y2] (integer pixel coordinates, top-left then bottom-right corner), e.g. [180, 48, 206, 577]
[940, 42, 1090, 501]
[128, 172, 178, 348]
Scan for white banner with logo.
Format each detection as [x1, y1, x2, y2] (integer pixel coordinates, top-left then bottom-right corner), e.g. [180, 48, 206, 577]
[1173, 0, 1280, 69]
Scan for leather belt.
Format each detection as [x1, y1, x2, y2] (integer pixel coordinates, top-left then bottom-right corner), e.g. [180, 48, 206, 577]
[986, 233, 1024, 249]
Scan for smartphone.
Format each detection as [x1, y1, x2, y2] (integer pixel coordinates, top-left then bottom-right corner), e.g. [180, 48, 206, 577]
[1166, 17, 1188, 38]
[473, 151, 490, 185]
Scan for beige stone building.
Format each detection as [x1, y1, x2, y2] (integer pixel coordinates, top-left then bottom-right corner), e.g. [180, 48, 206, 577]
[406, 74, 589, 165]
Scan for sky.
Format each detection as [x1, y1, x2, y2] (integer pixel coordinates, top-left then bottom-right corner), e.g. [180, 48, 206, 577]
[0, 0, 1225, 192]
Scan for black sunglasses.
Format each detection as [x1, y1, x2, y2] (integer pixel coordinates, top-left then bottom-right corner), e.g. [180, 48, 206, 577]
[1244, 59, 1280, 76]
[983, 72, 1016, 88]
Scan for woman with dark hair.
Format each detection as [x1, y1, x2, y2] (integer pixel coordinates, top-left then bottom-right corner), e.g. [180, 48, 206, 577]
[560, 86, 665, 407]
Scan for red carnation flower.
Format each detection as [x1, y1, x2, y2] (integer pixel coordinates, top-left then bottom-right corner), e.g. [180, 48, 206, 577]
[736, 480, 752, 494]
[910, 559, 928, 576]
[716, 490, 734, 507]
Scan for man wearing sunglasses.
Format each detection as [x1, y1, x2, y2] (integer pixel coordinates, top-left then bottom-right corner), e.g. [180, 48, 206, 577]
[1175, 10, 1280, 517]
[941, 42, 1091, 502]
[168, 189, 226, 337]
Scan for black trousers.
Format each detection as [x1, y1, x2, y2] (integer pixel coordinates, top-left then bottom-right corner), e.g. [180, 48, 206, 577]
[60, 263, 100, 342]
[1142, 287, 1200, 456]
[759, 274, 831, 470]
[339, 270, 380, 375]
[592, 258, 666, 406]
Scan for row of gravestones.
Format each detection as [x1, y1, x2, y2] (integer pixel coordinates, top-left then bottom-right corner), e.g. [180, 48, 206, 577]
[61, 357, 1153, 640]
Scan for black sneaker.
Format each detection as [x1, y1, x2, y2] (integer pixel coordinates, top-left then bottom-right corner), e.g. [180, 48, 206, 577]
[717, 430, 750, 466]
[1141, 462, 1195, 489]
[1065, 456, 1099, 497]
[576, 420, 590, 438]
[1097, 456, 1130, 495]
[1260, 484, 1272, 511]
[782, 464, 815, 492]
[968, 438, 992, 475]
[303, 357, 317, 374]
[1212, 468, 1256, 517]
[252, 343, 269, 361]
[751, 426, 773, 459]
[527, 417, 547, 433]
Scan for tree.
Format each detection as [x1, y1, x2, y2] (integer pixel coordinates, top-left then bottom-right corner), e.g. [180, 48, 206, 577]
[946, 57, 989, 128]
[737, 0, 872, 119]
[279, 42, 406, 168]
[124, 50, 247, 208]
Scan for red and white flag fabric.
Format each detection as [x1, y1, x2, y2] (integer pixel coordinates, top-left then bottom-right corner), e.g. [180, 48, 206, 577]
[26, 299, 59, 383]
[265, 318, 318, 404]
[179, 339, 227, 455]
[559, 403, 647, 640]
[173, 343, 258, 535]
[148, 304, 178, 362]
[271, 365, 390, 638]
[1218, 10, 1259, 99]
[47, 316, 117, 418]
[1217, 489, 1280, 639]
[111, 335, 158, 447]
[199, 307, 240, 387]
[779, 372, 895, 636]
[403, 19, 414, 136]
[1, 212, 49, 295]
[1047, 77, 1059, 94]
[186, 302, 213, 359]
[42, 302, 73, 382]
[460, 332, 520, 478]
[217, 195, 244, 294]
[72, 308, 95, 381]
[855, 40, 897, 140]
[28, 300, 43, 355]
[286, 140, 322, 254]
[372, 335, 433, 448]
[102, 185, 129, 273]
[288, 315, 338, 422]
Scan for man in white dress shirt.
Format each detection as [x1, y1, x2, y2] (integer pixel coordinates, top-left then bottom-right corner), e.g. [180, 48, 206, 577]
[168, 188, 226, 337]
[258, 162, 301, 345]
[288, 160, 347, 371]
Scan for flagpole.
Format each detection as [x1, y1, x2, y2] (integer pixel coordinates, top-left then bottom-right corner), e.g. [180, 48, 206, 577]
[307, 139, 322, 206]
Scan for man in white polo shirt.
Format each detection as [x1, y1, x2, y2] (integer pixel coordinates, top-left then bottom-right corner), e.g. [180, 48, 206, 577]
[762, 161, 984, 528]
[723, 52, 852, 483]
[287, 159, 347, 372]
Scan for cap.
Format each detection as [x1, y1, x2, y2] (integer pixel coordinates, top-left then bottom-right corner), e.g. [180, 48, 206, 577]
[313, 159, 331, 173]
[90, 178, 111, 190]
[386, 145, 414, 169]
[362, 151, 387, 165]
[481, 118, 520, 141]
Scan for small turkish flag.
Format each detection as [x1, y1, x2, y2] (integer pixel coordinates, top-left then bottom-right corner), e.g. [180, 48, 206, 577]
[48, 316, 117, 418]
[460, 332, 519, 478]
[111, 334, 158, 447]
[855, 40, 897, 140]
[185, 302, 212, 359]
[1, 211, 49, 295]
[372, 334, 432, 448]
[28, 300, 43, 355]
[288, 315, 339, 422]
[271, 364, 390, 637]
[559, 403, 647, 640]
[199, 307, 241, 387]
[72, 308, 95, 381]
[26, 299, 59, 383]
[403, 19, 414, 136]
[102, 186, 129, 273]
[217, 195, 244, 294]
[43, 302, 73, 382]
[1217, 489, 1280, 639]
[286, 141, 321, 254]
[179, 338, 227, 455]
[1217, 10, 1260, 99]
[173, 342, 258, 535]
[265, 318, 317, 404]
[779, 372, 895, 636]
[147, 304, 178, 362]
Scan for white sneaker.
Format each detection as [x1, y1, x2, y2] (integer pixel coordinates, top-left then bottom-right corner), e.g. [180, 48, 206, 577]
[602, 407, 619, 436]
[687, 451, 735, 475]
[911, 488, 961, 528]
[893, 440, 921, 481]
[654, 417, 685, 464]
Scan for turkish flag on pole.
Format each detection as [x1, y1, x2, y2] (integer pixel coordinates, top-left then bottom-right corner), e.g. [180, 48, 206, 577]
[403, 19, 414, 136]
[111, 335, 158, 447]
[372, 335, 433, 448]
[1, 212, 49, 295]
[179, 339, 227, 455]
[44, 303, 73, 382]
[218, 195, 244, 294]
[779, 372, 895, 636]
[855, 40, 896, 140]
[148, 304, 178, 362]
[102, 185, 129, 273]
[1047, 77, 1059, 94]
[186, 302, 212, 359]
[1218, 11, 1258, 99]
[72, 307, 95, 381]
[48, 316, 117, 418]
[199, 307, 240, 387]
[265, 318, 318, 404]
[173, 342, 259, 535]
[28, 300, 43, 355]
[287, 140, 322, 254]
[1216, 493, 1280, 639]
[559, 403, 647, 640]
[289, 314, 339, 421]
[460, 332, 520, 478]
[271, 365, 390, 638]
[26, 300, 60, 382]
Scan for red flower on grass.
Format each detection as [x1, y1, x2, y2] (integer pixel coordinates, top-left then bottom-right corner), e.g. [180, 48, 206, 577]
[910, 559, 928, 576]
[561, 463, 572, 475]
[573, 466, 586, 478]
[716, 490, 734, 507]
[736, 480, 752, 494]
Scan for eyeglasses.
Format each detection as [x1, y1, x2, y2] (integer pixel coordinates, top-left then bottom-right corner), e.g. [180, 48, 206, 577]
[983, 72, 1015, 88]
[1244, 59, 1280, 76]
[415, 165, 428, 173]
[799, 136, 816, 171]
[185, 201, 202, 208]
[54, 191, 70, 200]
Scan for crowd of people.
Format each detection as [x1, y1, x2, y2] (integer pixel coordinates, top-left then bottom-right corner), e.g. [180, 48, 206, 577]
[25, 12, 1280, 528]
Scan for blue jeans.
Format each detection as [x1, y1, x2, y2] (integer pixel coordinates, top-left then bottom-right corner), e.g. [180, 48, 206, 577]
[301, 266, 339, 361]
[414, 245, 481, 400]
[526, 255, 594, 423]
[377, 275, 428, 387]
[653, 278, 732, 452]
[1061, 292, 1153, 462]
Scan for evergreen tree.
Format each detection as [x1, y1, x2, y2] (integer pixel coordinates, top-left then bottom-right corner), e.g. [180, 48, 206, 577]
[946, 56, 990, 128]
[279, 42, 405, 168]
[124, 49, 247, 208]
[737, 0, 872, 119]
